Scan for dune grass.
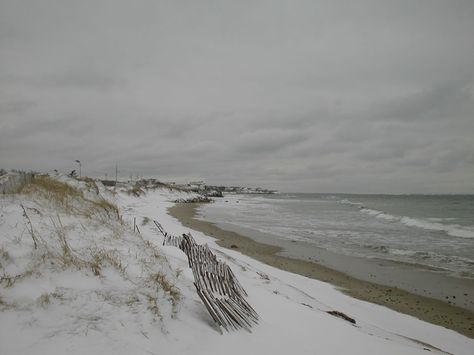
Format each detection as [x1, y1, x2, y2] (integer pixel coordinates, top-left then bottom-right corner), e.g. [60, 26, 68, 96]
[78, 176, 99, 194]
[20, 175, 81, 207]
[19, 175, 121, 221]
[1, 174, 183, 320]
[127, 185, 144, 197]
[148, 272, 181, 314]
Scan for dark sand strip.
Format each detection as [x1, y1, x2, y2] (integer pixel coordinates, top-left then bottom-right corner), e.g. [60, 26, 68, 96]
[168, 202, 474, 339]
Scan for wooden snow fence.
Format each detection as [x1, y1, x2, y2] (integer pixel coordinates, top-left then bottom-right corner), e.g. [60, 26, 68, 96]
[154, 221, 259, 332]
[1, 172, 34, 194]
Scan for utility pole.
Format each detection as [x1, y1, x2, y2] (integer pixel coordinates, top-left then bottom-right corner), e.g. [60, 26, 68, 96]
[75, 160, 81, 178]
[115, 163, 118, 187]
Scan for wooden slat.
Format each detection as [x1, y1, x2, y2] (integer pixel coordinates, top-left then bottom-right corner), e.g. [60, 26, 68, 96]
[155, 220, 259, 332]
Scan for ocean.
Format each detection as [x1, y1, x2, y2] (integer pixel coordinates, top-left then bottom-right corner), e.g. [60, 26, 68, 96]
[196, 193, 474, 280]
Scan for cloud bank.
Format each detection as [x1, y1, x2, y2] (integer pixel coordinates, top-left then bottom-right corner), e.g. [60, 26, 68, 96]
[1, 0, 473, 193]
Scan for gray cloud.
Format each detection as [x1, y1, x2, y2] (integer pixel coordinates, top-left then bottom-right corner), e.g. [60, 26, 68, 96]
[0, 99, 36, 115]
[1, 0, 473, 193]
[40, 70, 125, 91]
[371, 81, 474, 122]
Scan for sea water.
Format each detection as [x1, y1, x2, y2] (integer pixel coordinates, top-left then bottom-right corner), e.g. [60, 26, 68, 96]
[197, 193, 474, 279]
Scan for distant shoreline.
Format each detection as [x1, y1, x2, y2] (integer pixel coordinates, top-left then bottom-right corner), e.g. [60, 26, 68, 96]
[168, 202, 474, 339]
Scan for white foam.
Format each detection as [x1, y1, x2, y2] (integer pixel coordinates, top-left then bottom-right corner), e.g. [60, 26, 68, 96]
[360, 208, 399, 222]
[387, 248, 417, 257]
[400, 216, 474, 239]
[357, 207, 474, 239]
[339, 199, 365, 208]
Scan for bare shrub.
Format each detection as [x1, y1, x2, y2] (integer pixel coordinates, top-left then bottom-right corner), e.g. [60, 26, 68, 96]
[20, 204, 39, 249]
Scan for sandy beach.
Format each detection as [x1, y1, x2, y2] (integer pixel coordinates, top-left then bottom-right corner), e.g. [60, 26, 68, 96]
[169, 202, 474, 338]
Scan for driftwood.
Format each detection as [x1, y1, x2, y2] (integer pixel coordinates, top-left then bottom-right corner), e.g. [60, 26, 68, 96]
[327, 310, 356, 324]
[154, 221, 258, 332]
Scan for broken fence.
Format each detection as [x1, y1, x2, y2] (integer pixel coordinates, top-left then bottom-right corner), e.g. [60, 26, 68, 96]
[154, 221, 259, 332]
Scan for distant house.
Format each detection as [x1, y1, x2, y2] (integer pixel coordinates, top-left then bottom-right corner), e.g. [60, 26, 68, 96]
[188, 181, 205, 186]
[188, 181, 206, 191]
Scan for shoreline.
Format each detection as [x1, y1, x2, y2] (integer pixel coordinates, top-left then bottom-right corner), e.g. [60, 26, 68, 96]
[168, 202, 474, 339]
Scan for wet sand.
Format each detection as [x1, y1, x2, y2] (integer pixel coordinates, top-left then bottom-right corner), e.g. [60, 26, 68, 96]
[169, 202, 474, 338]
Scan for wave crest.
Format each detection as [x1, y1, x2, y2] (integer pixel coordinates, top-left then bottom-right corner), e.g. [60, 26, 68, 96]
[340, 201, 474, 239]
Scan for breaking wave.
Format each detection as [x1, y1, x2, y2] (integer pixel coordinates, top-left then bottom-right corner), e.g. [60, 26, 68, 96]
[339, 201, 474, 239]
[339, 199, 364, 208]
[399, 216, 474, 239]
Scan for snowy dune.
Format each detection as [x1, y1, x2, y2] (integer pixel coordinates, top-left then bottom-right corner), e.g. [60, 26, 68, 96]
[0, 176, 472, 354]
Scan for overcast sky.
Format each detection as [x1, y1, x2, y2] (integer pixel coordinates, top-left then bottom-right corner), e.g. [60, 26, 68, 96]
[1, 0, 473, 193]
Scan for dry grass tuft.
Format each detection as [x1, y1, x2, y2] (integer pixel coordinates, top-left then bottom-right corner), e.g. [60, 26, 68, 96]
[20, 175, 82, 208]
[0, 294, 17, 311]
[0, 247, 10, 262]
[142, 216, 150, 225]
[0, 294, 12, 311]
[126, 295, 140, 306]
[0, 269, 34, 288]
[88, 198, 121, 220]
[36, 290, 64, 307]
[50, 215, 77, 267]
[20, 175, 82, 204]
[37, 293, 51, 307]
[143, 240, 162, 260]
[146, 294, 162, 320]
[127, 185, 144, 197]
[0, 274, 15, 287]
[148, 272, 181, 312]
[79, 177, 99, 194]
[19, 175, 121, 221]
[89, 249, 126, 276]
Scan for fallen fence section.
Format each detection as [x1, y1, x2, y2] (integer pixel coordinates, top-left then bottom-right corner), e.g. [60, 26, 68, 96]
[154, 221, 259, 332]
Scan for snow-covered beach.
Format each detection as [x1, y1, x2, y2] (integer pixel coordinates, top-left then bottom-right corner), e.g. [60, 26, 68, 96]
[1, 176, 473, 354]
[169, 199, 474, 338]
